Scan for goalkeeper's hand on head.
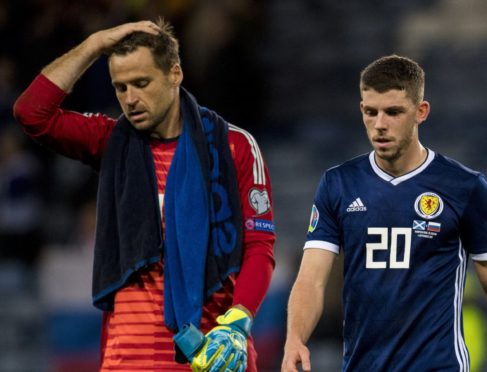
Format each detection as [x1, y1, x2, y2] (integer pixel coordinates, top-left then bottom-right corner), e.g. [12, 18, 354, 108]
[174, 306, 252, 372]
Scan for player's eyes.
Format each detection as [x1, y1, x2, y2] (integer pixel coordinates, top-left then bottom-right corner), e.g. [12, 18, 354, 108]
[385, 110, 402, 116]
[134, 80, 149, 88]
[113, 84, 127, 93]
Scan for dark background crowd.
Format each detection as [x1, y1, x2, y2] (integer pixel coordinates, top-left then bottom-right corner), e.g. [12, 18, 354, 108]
[1, 0, 487, 371]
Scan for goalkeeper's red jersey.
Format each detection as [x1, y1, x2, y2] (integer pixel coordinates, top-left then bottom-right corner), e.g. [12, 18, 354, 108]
[14, 75, 276, 371]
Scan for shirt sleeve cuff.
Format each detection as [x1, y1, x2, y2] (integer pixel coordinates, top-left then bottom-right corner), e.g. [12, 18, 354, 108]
[471, 252, 487, 261]
[303, 240, 339, 254]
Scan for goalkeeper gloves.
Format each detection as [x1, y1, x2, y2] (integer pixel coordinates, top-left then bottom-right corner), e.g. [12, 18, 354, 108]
[173, 307, 252, 372]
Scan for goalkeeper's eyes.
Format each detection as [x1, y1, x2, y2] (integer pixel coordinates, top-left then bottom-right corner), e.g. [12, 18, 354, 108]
[113, 83, 127, 93]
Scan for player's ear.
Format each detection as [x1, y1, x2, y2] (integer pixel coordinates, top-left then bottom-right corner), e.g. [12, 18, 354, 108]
[169, 64, 183, 87]
[417, 100, 430, 124]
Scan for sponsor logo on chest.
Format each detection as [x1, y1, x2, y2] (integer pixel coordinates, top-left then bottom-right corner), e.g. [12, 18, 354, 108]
[346, 197, 367, 212]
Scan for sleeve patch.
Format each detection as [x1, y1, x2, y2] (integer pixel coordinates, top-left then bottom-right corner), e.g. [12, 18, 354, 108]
[249, 188, 271, 215]
[308, 204, 319, 233]
[245, 218, 275, 233]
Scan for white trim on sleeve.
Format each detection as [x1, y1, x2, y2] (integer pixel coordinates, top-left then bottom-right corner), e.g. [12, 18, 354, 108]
[303, 240, 340, 254]
[229, 124, 266, 185]
[471, 252, 487, 261]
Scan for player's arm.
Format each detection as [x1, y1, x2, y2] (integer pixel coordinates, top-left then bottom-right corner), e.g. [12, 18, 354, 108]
[282, 248, 336, 372]
[215, 128, 275, 371]
[13, 21, 161, 165]
[229, 127, 275, 316]
[461, 174, 487, 297]
[42, 21, 161, 92]
[13, 75, 116, 166]
[473, 260, 487, 296]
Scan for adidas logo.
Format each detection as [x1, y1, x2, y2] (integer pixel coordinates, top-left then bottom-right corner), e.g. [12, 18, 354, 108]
[346, 198, 367, 212]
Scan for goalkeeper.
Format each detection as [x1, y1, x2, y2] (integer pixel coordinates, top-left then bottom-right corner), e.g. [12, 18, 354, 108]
[13, 18, 275, 371]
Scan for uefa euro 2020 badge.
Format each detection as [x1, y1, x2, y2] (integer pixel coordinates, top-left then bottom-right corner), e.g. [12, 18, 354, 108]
[308, 204, 319, 233]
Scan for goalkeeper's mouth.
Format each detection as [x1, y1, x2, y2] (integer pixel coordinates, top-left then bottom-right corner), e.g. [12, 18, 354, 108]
[129, 110, 148, 123]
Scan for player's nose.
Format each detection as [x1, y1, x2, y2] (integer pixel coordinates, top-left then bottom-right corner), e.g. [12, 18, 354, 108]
[125, 86, 139, 106]
[374, 112, 388, 130]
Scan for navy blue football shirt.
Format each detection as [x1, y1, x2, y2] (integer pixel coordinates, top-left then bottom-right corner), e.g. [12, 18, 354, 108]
[306, 150, 487, 371]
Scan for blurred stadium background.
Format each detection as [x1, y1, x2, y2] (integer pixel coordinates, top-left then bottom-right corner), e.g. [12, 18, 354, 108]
[1, 0, 487, 371]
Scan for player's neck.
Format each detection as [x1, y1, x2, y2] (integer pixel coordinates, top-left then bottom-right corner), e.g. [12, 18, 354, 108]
[376, 143, 428, 177]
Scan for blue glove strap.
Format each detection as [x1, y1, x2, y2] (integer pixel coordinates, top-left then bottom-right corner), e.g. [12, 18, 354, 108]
[173, 323, 206, 359]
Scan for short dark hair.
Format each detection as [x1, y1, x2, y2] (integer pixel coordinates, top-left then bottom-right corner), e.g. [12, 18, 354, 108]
[360, 55, 425, 104]
[108, 18, 180, 74]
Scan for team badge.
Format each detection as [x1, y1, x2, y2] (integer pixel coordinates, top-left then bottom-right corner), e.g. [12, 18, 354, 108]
[414, 192, 443, 220]
[249, 188, 271, 215]
[308, 204, 319, 233]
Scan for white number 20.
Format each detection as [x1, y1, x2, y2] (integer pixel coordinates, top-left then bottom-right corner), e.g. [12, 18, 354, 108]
[366, 227, 411, 269]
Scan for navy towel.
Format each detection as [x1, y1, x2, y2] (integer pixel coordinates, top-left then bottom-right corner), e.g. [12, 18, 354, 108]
[92, 88, 243, 332]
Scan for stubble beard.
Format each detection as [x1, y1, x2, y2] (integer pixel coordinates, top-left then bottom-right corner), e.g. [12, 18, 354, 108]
[126, 106, 170, 134]
[374, 136, 412, 163]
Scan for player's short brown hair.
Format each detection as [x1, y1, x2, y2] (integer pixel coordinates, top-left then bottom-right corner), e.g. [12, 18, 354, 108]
[108, 18, 180, 74]
[360, 55, 425, 104]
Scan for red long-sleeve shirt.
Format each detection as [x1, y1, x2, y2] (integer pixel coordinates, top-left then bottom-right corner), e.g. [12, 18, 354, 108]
[14, 75, 276, 371]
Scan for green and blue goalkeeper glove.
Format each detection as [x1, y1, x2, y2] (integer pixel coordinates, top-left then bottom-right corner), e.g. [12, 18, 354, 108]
[174, 307, 252, 372]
